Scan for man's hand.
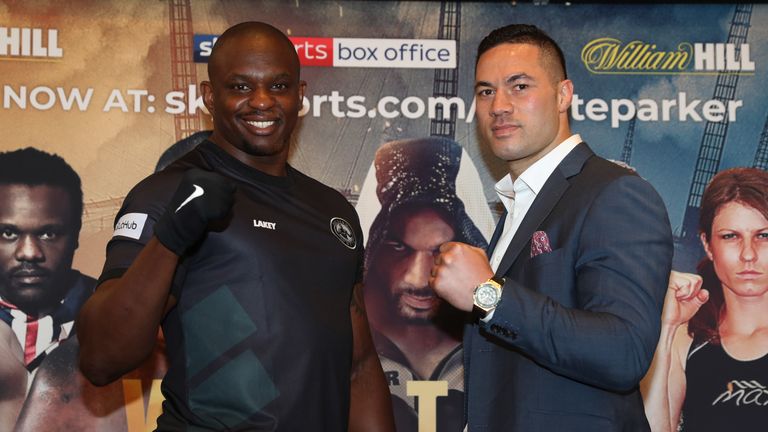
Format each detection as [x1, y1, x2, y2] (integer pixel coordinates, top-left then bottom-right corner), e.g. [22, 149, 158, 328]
[154, 168, 236, 256]
[662, 270, 709, 327]
[429, 241, 494, 312]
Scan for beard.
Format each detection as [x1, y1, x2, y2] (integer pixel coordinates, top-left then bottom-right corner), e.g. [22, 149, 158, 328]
[1, 263, 65, 316]
[394, 287, 442, 323]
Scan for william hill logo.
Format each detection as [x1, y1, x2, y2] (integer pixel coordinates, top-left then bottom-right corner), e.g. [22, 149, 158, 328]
[0, 27, 62, 59]
[581, 38, 754, 75]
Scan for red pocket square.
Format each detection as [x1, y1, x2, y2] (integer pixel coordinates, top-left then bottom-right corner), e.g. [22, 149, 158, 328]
[531, 231, 552, 257]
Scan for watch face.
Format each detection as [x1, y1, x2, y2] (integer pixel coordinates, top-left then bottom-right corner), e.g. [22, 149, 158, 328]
[475, 284, 499, 308]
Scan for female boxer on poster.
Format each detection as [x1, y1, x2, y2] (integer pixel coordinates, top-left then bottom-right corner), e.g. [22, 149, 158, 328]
[643, 167, 768, 432]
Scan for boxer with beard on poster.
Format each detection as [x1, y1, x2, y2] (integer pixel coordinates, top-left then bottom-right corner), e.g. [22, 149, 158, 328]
[362, 137, 489, 432]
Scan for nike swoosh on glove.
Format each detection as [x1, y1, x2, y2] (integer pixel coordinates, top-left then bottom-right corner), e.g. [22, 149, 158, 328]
[153, 168, 236, 256]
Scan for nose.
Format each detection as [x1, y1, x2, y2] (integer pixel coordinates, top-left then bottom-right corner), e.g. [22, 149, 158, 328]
[15, 235, 44, 263]
[741, 238, 757, 263]
[490, 88, 513, 118]
[248, 87, 275, 111]
[403, 251, 432, 289]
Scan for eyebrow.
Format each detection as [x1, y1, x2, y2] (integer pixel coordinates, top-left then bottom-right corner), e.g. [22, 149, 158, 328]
[474, 80, 493, 90]
[505, 73, 532, 85]
[0, 223, 68, 231]
[474, 73, 532, 90]
[714, 226, 768, 232]
[228, 72, 293, 81]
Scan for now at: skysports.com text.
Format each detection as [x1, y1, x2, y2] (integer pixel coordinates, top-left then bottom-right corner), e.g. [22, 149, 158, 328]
[2, 85, 744, 129]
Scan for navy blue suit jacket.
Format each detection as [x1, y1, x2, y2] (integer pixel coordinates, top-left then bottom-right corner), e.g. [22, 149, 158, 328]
[465, 144, 673, 431]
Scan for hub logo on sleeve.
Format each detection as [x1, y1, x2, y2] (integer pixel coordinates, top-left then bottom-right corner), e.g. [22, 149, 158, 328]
[113, 213, 148, 240]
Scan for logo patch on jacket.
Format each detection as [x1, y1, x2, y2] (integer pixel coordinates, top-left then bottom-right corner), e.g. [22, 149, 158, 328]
[330, 217, 356, 249]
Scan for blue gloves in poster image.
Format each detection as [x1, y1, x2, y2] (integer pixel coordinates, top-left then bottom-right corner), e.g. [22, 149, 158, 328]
[154, 168, 236, 256]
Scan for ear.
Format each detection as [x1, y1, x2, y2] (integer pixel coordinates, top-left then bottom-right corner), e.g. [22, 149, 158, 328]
[557, 79, 573, 113]
[200, 81, 215, 116]
[700, 232, 714, 261]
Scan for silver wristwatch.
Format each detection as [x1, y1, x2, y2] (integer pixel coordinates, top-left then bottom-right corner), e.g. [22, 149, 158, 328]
[473, 276, 505, 318]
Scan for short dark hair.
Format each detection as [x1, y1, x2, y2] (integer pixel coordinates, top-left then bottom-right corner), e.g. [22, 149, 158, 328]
[0, 147, 83, 232]
[476, 23, 567, 81]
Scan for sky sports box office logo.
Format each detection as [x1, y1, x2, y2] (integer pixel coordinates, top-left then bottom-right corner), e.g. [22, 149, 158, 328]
[194, 34, 456, 68]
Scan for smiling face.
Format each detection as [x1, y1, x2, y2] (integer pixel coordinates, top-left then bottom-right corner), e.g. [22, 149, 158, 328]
[701, 201, 768, 300]
[0, 185, 78, 316]
[474, 43, 573, 178]
[201, 25, 306, 175]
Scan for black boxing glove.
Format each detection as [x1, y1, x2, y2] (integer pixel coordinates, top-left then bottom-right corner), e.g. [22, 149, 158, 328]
[153, 168, 236, 256]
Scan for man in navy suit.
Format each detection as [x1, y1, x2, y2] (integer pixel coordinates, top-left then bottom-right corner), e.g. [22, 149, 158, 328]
[430, 24, 673, 431]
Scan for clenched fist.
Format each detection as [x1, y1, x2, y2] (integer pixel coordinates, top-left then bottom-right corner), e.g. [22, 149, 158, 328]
[429, 241, 494, 312]
[154, 168, 236, 256]
[661, 270, 709, 327]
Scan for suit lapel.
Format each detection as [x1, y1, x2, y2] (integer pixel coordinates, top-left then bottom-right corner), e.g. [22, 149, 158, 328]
[493, 143, 594, 277]
[486, 210, 507, 255]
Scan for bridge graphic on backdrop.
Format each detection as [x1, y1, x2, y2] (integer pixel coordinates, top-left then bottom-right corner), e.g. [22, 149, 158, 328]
[665, 4, 755, 270]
